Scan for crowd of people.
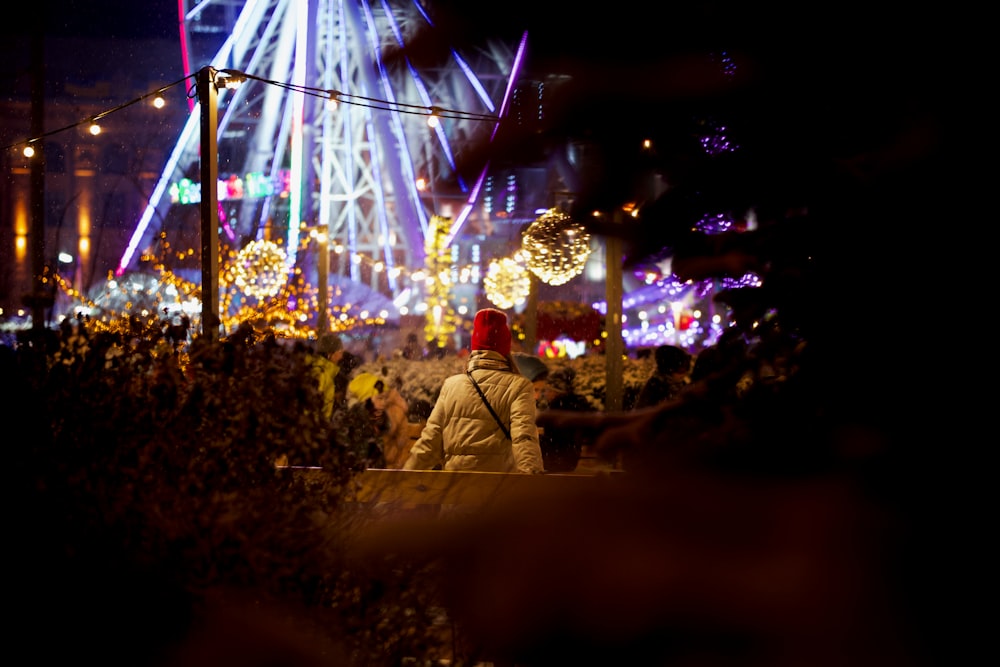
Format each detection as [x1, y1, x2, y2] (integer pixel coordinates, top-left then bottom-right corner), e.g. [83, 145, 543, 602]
[1, 288, 959, 665]
[286, 309, 783, 477]
[3, 300, 806, 478]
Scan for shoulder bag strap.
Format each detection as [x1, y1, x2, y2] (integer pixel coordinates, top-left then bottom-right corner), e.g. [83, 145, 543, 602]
[466, 370, 512, 440]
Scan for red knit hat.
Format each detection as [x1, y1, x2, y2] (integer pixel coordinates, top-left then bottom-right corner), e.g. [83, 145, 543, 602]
[471, 308, 511, 356]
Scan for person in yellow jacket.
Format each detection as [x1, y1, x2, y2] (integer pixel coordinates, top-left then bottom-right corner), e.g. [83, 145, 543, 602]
[403, 309, 544, 474]
[310, 333, 345, 420]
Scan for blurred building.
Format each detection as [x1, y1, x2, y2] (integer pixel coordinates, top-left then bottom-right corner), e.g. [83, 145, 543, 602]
[0, 34, 188, 323]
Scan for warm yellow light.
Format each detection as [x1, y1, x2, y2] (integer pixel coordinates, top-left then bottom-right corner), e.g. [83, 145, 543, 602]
[22, 144, 35, 158]
[89, 122, 101, 136]
[231, 240, 288, 300]
[215, 70, 247, 90]
[484, 256, 530, 310]
[521, 208, 592, 286]
[152, 95, 165, 109]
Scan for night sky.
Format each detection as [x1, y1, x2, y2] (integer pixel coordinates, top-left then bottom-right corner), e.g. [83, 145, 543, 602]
[13, 0, 180, 40]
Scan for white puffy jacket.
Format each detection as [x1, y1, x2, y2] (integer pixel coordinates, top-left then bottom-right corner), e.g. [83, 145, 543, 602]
[403, 350, 544, 473]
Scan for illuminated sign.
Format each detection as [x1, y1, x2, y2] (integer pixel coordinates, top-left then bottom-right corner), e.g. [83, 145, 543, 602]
[168, 170, 289, 204]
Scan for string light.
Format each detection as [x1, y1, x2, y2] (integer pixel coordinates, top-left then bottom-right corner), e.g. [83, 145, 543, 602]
[427, 106, 441, 128]
[227, 69, 498, 122]
[214, 69, 247, 90]
[53, 234, 397, 341]
[21, 64, 748, 351]
[3, 76, 191, 154]
[4, 68, 496, 155]
[51, 220, 748, 352]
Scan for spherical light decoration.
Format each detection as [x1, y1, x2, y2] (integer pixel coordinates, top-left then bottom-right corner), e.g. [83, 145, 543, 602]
[484, 256, 530, 310]
[229, 239, 288, 300]
[521, 208, 592, 286]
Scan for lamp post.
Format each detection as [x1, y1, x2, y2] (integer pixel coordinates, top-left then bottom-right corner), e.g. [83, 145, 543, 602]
[197, 66, 220, 342]
[316, 224, 330, 334]
[524, 272, 539, 355]
[604, 208, 624, 412]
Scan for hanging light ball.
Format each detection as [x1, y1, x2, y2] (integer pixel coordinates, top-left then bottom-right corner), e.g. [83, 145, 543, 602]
[484, 256, 531, 310]
[521, 208, 592, 286]
[229, 239, 288, 300]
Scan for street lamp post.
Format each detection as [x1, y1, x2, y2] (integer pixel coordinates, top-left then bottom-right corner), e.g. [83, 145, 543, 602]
[604, 209, 624, 412]
[316, 225, 330, 334]
[197, 66, 221, 342]
[524, 272, 539, 355]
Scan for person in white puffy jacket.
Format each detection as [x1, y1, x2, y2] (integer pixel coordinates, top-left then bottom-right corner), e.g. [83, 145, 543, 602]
[403, 308, 544, 474]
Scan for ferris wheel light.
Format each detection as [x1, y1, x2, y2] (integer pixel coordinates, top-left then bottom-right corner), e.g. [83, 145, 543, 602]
[97, 6, 624, 338]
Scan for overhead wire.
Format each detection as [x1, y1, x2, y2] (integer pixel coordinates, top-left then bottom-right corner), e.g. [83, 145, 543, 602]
[4, 67, 501, 153]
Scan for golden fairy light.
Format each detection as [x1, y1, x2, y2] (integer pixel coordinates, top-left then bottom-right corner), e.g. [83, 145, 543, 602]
[484, 256, 530, 310]
[423, 215, 459, 349]
[521, 208, 592, 286]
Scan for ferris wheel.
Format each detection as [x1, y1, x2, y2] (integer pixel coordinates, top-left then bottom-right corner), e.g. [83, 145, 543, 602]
[118, 0, 525, 317]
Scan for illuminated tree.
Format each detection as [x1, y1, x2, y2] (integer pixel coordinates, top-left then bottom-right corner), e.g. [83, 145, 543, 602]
[423, 215, 460, 350]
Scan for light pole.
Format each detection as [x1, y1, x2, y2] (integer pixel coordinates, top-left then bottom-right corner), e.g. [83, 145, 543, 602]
[316, 224, 330, 334]
[604, 208, 624, 412]
[524, 272, 539, 355]
[197, 66, 220, 342]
